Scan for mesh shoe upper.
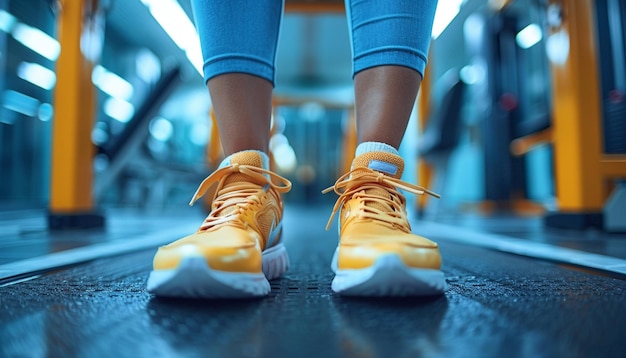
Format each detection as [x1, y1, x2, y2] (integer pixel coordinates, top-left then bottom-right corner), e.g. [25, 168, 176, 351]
[152, 151, 291, 274]
[324, 151, 442, 270]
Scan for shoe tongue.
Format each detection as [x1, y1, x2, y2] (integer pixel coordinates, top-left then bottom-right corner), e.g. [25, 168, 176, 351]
[350, 151, 405, 212]
[351, 151, 404, 179]
[211, 151, 268, 217]
[221, 151, 268, 185]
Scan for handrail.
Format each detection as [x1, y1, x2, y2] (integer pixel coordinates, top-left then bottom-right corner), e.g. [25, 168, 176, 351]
[94, 66, 182, 199]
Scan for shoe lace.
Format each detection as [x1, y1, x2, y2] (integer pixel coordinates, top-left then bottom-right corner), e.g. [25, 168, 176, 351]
[188, 164, 292, 231]
[322, 167, 440, 231]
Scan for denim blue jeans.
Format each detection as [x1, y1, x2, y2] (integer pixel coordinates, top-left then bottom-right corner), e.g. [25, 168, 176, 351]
[191, 0, 438, 85]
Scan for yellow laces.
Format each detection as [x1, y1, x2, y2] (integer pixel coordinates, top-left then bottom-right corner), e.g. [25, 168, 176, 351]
[321, 167, 440, 231]
[188, 164, 292, 231]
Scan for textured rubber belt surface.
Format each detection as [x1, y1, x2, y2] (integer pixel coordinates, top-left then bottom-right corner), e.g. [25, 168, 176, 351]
[1, 206, 625, 357]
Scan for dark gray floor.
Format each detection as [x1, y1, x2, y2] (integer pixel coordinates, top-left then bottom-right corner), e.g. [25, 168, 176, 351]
[0, 208, 205, 265]
[1, 205, 625, 357]
[431, 212, 626, 260]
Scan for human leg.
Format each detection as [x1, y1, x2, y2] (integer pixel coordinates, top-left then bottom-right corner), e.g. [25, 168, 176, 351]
[208, 74, 273, 154]
[354, 67, 422, 148]
[348, 0, 436, 147]
[194, 0, 284, 155]
[324, 0, 444, 296]
[148, 0, 291, 298]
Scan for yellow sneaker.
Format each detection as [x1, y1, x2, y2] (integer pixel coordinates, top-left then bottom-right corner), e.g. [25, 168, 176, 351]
[323, 147, 446, 296]
[147, 151, 292, 298]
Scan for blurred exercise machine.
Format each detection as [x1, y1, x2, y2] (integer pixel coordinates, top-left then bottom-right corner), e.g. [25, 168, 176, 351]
[48, 0, 186, 229]
[421, 0, 626, 231]
[545, 0, 626, 231]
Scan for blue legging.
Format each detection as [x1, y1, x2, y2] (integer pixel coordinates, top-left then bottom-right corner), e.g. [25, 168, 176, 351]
[191, 0, 438, 85]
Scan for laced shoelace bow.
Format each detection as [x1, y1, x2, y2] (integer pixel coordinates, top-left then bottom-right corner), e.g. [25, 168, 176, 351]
[321, 167, 440, 231]
[188, 164, 292, 231]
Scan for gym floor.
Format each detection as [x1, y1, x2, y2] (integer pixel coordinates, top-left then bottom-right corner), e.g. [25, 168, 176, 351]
[1, 204, 625, 357]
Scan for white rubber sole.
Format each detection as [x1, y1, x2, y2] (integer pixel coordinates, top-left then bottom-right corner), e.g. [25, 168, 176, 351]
[147, 243, 289, 299]
[331, 249, 447, 297]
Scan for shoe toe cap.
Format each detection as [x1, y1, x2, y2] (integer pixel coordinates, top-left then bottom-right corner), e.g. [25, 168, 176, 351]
[152, 229, 263, 273]
[337, 244, 441, 270]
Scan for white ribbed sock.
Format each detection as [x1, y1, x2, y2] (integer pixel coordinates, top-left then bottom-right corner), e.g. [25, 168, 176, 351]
[355, 141, 399, 157]
[218, 150, 270, 169]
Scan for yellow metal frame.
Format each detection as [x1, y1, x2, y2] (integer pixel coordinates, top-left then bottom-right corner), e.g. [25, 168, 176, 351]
[49, 0, 103, 228]
[549, 0, 626, 213]
[417, 52, 434, 213]
[510, 128, 553, 157]
[206, 108, 223, 169]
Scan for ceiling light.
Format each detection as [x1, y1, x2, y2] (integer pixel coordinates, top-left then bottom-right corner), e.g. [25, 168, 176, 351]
[136, 49, 161, 84]
[546, 30, 569, 65]
[104, 97, 135, 123]
[149, 117, 174, 142]
[0, 10, 17, 33]
[516, 23, 543, 49]
[17, 62, 56, 90]
[432, 0, 464, 39]
[459, 65, 485, 85]
[11, 23, 60, 61]
[3, 90, 40, 117]
[91, 121, 109, 145]
[92, 65, 134, 101]
[38, 103, 54, 122]
[141, 0, 203, 76]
